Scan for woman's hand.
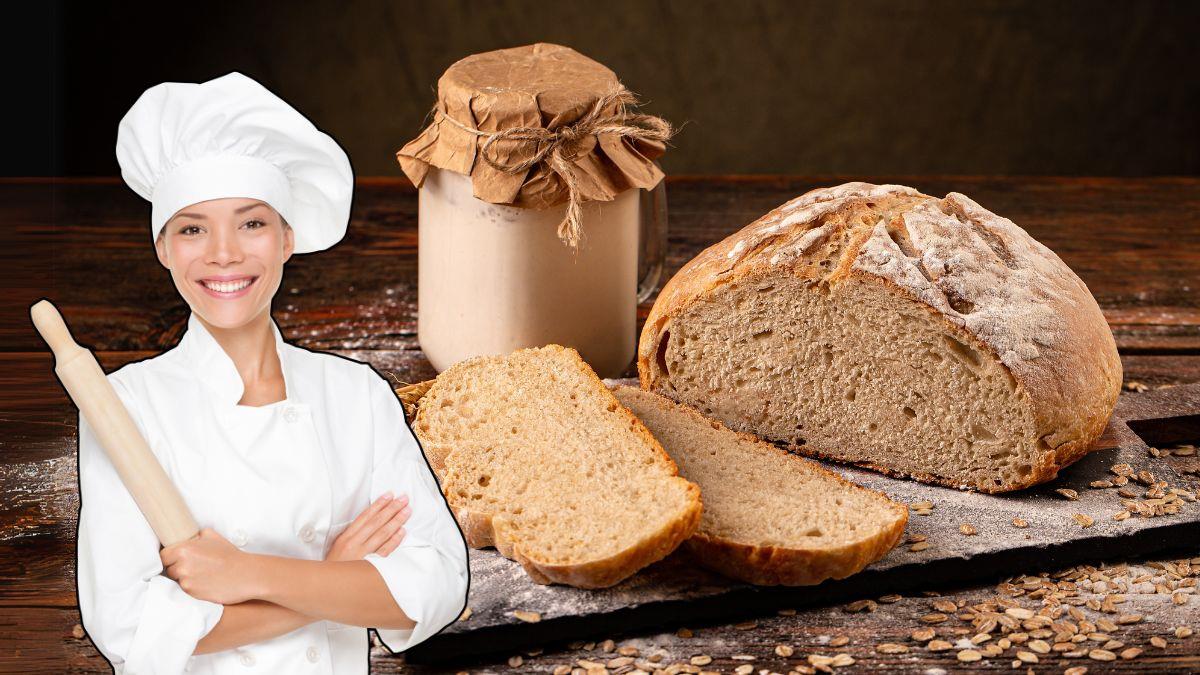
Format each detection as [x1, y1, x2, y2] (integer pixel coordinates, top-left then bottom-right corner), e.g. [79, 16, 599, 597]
[326, 492, 411, 562]
[161, 528, 262, 605]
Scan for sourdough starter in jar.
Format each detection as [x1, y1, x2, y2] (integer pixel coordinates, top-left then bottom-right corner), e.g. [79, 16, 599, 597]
[418, 167, 639, 377]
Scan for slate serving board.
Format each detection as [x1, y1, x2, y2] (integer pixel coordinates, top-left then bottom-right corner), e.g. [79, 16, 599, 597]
[404, 382, 1200, 663]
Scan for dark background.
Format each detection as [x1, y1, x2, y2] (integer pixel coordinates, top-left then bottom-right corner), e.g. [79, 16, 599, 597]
[11, 0, 1200, 177]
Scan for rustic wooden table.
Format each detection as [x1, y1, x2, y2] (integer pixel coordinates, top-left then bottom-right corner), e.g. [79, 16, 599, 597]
[1, 177, 1198, 673]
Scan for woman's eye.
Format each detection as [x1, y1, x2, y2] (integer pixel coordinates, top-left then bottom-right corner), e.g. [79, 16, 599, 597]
[242, 219, 266, 230]
[179, 225, 202, 235]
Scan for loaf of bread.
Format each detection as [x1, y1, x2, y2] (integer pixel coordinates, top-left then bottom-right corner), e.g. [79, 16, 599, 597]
[638, 183, 1122, 493]
[613, 385, 907, 585]
[413, 345, 702, 588]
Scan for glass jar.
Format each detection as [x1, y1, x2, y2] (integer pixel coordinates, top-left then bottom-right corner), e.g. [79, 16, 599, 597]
[418, 167, 667, 377]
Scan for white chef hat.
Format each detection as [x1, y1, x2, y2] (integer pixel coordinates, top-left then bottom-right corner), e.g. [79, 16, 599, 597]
[116, 72, 353, 253]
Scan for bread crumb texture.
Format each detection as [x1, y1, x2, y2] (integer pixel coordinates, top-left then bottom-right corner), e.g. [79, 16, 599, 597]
[415, 345, 702, 588]
[639, 182, 1122, 492]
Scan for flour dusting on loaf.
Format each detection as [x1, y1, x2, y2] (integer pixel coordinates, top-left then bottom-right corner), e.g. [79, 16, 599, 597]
[639, 182, 1121, 492]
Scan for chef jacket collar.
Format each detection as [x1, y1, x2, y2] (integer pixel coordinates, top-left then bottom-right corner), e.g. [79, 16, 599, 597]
[179, 313, 293, 408]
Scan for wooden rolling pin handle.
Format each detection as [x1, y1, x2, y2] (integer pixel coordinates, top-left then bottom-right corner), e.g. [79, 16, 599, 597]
[30, 299, 199, 547]
[30, 300, 85, 364]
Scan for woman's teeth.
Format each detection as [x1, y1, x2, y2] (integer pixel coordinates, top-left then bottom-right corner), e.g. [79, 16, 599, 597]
[202, 278, 253, 293]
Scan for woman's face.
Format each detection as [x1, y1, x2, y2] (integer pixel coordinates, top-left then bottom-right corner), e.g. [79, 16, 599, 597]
[155, 197, 294, 330]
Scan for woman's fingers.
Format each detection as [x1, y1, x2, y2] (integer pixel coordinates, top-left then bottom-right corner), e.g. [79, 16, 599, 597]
[342, 492, 395, 539]
[358, 495, 407, 540]
[363, 504, 411, 553]
[376, 527, 407, 557]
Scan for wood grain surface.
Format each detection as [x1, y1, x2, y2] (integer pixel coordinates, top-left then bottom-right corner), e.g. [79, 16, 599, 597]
[0, 176, 1197, 673]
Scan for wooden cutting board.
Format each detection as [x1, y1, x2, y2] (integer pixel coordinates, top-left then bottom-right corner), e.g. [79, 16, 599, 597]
[403, 382, 1200, 663]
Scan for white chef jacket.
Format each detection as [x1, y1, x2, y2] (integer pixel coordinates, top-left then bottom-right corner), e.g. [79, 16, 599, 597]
[76, 314, 469, 674]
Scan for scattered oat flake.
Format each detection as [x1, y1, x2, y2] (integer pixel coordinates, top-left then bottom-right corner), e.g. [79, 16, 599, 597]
[1012, 517, 1029, 528]
[876, 643, 908, 654]
[71, 624, 85, 639]
[676, 628, 693, 638]
[1110, 463, 1134, 476]
[690, 655, 713, 666]
[1064, 668, 1089, 675]
[878, 593, 903, 603]
[1175, 626, 1193, 638]
[1072, 513, 1095, 528]
[829, 636, 850, 647]
[957, 648, 982, 662]
[959, 523, 977, 536]
[1120, 647, 1143, 659]
[508, 655, 523, 667]
[844, 599, 876, 613]
[1150, 636, 1168, 648]
[831, 653, 855, 667]
[1057, 488, 1080, 500]
[458, 607, 472, 621]
[921, 612, 949, 624]
[734, 666, 754, 675]
[734, 619, 758, 629]
[911, 628, 936, 642]
[909, 541, 930, 552]
[774, 645, 794, 657]
[1006, 607, 1035, 620]
[1088, 649, 1117, 661]
[1017, 650, 1038, 663]
[512, 610, 541, 623]
[933, 600, 958, 613]
[927, 639, 953, 652]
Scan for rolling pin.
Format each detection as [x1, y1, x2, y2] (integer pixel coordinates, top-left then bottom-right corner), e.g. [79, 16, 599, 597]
[30, 299, 198, 547]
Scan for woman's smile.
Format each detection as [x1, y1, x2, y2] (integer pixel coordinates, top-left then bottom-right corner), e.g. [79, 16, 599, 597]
[198, 275, 259, 299]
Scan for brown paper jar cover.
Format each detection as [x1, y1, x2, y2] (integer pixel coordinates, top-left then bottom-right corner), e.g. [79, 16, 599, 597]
[396, 43, 667, 211]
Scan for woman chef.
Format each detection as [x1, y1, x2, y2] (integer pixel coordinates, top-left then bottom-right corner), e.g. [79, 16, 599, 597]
[76, 72, 469, 674]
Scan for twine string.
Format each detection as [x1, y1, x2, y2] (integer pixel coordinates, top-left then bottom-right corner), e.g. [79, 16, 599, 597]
[435, 88, 672, 248]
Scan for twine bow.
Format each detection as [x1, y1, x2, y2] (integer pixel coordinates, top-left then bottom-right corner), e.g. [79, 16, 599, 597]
[435, 88, 672, 248]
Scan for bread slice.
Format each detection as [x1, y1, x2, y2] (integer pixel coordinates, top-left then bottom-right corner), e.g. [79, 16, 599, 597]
[613, 385, 907, 586]
[638, 183, 1122, 493]
[413, 345, 702, 589]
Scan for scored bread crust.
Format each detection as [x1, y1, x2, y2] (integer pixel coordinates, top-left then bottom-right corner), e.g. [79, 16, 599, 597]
[614, 385, 908, 586]
[638, 183, 1122, 492]
[414, 345, 703, 589]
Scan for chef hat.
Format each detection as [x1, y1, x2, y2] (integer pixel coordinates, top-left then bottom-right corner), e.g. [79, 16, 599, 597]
[116, 72, 353, 253]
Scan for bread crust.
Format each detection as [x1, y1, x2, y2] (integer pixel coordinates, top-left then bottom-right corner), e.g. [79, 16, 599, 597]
[615, 385, 908, 586]
[638, 183, 1122, 493]
[413, 345, 703, 589]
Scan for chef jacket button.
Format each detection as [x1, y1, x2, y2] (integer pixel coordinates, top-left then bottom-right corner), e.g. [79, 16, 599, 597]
[299, 525, 316, 543]
[283, 407, 299, 423]
[239, 652, 255, 667]
[306, 646, 320, 663]
[232, 530, 248, 547]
